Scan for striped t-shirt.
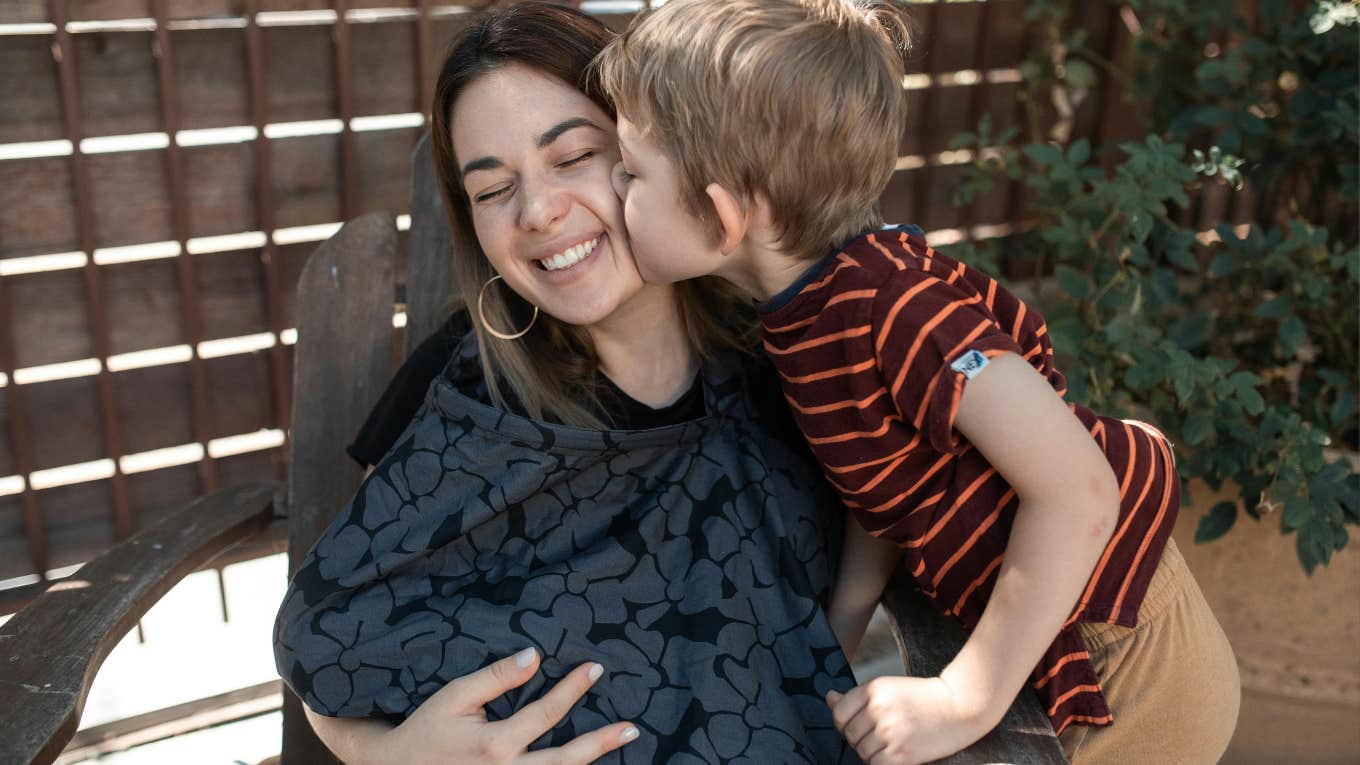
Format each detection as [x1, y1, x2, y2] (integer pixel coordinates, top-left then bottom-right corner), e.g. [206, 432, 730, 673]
[757, 225, 1179, 734]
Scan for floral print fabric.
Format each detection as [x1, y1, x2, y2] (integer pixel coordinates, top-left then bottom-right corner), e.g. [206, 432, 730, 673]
[273, 333, 861, 763]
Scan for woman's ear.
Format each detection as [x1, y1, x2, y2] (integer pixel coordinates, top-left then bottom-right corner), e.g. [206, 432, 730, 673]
[705, 182, 749, 256]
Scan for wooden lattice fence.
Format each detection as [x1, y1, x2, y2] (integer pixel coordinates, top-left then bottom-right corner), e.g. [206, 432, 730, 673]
[0, 0, 1142, 610]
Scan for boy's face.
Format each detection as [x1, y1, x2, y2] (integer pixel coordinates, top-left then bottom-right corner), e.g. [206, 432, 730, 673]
[612, 115, 724, 285]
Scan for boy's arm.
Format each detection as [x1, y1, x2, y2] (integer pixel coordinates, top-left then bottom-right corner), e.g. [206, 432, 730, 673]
[828, 514, 903, 661]
[828, 352, 1119, 762]
[940, 351, 1119, 722]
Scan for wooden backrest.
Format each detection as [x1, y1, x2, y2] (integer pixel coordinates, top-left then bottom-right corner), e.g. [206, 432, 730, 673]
[284, 212, 397, 579]
[277, 136, 451, 765]
[279, 213, 395, 765]
[283, 136, 452, 563]
[404, 134, 455, 356]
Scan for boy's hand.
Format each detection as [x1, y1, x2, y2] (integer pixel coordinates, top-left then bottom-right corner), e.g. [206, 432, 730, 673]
[825, 676, 993, 765]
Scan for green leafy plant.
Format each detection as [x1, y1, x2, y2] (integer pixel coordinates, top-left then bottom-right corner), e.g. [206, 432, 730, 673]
[946, 0, 1359, 572]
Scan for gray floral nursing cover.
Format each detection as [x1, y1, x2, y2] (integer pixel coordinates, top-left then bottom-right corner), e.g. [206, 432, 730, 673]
[273, 332, 861, 763]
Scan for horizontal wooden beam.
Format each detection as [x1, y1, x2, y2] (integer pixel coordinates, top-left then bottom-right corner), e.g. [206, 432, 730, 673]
[55, 679, 282, 764]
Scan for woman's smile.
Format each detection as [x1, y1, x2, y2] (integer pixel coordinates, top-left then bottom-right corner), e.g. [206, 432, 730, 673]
[530, 232, 606, 282]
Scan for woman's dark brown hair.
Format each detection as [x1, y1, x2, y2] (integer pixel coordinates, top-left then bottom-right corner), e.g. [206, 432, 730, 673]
[429, 2, 754, 427]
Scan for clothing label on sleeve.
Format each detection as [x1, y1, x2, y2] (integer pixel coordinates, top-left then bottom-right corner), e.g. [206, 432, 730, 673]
[950, 349, 989, 380]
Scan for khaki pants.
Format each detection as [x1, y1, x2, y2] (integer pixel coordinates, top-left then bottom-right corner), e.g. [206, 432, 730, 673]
[1059, 538, 1241, 764]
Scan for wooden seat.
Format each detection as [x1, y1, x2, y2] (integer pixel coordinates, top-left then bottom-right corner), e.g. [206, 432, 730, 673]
[880, 567, 1068, 764]
[0, 134, 1065, 765]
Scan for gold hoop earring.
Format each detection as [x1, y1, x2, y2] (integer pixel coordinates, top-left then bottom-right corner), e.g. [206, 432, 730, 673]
[477, 274, 538, 340]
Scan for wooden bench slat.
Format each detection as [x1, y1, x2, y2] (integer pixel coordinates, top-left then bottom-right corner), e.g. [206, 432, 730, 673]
[0, 481, 279, 765]
[881, 567, 1069, 764]
[403, 134, 453, 357]
[281, 211, 396, 765]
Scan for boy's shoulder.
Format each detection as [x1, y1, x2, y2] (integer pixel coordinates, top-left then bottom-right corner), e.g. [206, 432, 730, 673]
[834, 224, 964, 287]
[766, 225, 994, 330]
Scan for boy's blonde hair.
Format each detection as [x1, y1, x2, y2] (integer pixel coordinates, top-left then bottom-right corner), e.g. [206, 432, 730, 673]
[596, 0, 910, 261]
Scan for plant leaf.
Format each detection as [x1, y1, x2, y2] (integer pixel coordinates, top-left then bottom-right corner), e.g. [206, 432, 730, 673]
[1056, 266, 1090, 298]
[1184, 412, 1213, 445]
[1282, 496, 1312, 531]
[1023, 143, 1064, 167]
[1230, 371, 1267, 415]
[1278, 315, 1308, 355]
[1196, 501, 1238, 543]
[1254, 294, 1293, 318]
[1209, 250, 1240, 277]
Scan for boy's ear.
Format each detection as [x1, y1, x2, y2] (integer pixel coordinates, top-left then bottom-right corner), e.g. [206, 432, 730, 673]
[705, 182, 749, 256]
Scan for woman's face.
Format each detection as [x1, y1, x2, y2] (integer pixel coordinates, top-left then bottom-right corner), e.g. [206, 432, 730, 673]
[451, 64, 647, 329]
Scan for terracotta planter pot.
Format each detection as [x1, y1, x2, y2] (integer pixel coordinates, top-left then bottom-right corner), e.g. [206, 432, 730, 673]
[1173, 451, 1360, 765]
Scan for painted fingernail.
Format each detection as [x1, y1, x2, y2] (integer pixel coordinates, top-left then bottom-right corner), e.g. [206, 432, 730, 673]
[515, 647, 537, 668]
[620, 726, 639, 743]
[588, 663, 604, 682]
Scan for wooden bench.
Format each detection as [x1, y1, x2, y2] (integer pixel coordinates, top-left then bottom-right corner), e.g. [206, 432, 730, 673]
[0, 135, 1065, 765]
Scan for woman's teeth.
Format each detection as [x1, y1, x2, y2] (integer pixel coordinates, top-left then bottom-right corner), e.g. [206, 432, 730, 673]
[538, 236, 600, 271]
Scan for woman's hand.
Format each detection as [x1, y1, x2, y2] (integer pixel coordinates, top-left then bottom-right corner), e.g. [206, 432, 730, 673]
[312, 648, 640, 765]
[825, 675, 991, 765]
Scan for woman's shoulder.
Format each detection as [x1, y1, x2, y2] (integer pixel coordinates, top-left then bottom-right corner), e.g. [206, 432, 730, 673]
[427, 308, 475, 351]
[347, 308, 478, 468]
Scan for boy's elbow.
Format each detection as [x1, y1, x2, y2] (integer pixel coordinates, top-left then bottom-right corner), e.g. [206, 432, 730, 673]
[1085, 465, 1120, 543]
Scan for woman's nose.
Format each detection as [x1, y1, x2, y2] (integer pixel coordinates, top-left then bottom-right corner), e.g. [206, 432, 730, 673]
[518, 175, 570, 231]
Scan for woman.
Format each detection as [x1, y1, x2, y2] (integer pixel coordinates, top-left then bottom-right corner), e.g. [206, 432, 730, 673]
[272, 5, 859, 763]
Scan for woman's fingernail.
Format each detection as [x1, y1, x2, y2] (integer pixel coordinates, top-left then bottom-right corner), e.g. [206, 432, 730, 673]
[515, 647, 537, 668]
[620, 726, 640, 743]
[588, 663, 605, 682]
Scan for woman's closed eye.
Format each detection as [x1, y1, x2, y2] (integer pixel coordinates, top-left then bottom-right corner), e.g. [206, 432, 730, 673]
[470, 150, 597, 202]
[557, 149, 596, 169]
[473, 184, 512, 203]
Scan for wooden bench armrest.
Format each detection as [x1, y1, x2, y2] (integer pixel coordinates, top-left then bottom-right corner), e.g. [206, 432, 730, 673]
[880, 566, 1069, 764]
[0, 481, 283, 765]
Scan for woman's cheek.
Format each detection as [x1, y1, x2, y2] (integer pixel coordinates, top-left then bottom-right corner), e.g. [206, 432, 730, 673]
[471, 211, 513, 271]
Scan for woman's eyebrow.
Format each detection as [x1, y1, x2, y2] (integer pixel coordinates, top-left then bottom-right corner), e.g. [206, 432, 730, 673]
[461, 156, 503, 176]
[537, 117, 601, 149]
[461, 118, 601, 177]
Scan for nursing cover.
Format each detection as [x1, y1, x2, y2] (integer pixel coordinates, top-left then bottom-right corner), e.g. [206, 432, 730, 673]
[273, 330, 861, 763]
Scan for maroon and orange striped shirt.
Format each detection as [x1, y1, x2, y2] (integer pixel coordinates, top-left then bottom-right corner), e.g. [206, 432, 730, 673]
[758, 225, 1179, 734]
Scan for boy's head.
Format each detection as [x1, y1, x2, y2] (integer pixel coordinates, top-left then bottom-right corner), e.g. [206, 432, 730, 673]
[597, 0, 909, 282]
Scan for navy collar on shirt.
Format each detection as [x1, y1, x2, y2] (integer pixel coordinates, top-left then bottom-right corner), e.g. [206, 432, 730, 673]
[755, 223, 924, 314]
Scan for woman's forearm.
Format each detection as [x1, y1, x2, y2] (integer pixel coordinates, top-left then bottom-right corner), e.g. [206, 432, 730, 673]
[940, 491, 1117, 727]
[303, 704, 396, 765]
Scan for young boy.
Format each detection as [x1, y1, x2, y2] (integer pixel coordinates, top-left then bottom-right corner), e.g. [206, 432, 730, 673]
[596, 1, 1240, 763]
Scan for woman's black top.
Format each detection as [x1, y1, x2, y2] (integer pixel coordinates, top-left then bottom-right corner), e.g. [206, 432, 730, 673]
[347, 311, 811, 466]
[347, 313, 710, 467]
[275, 311, 860, 764]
